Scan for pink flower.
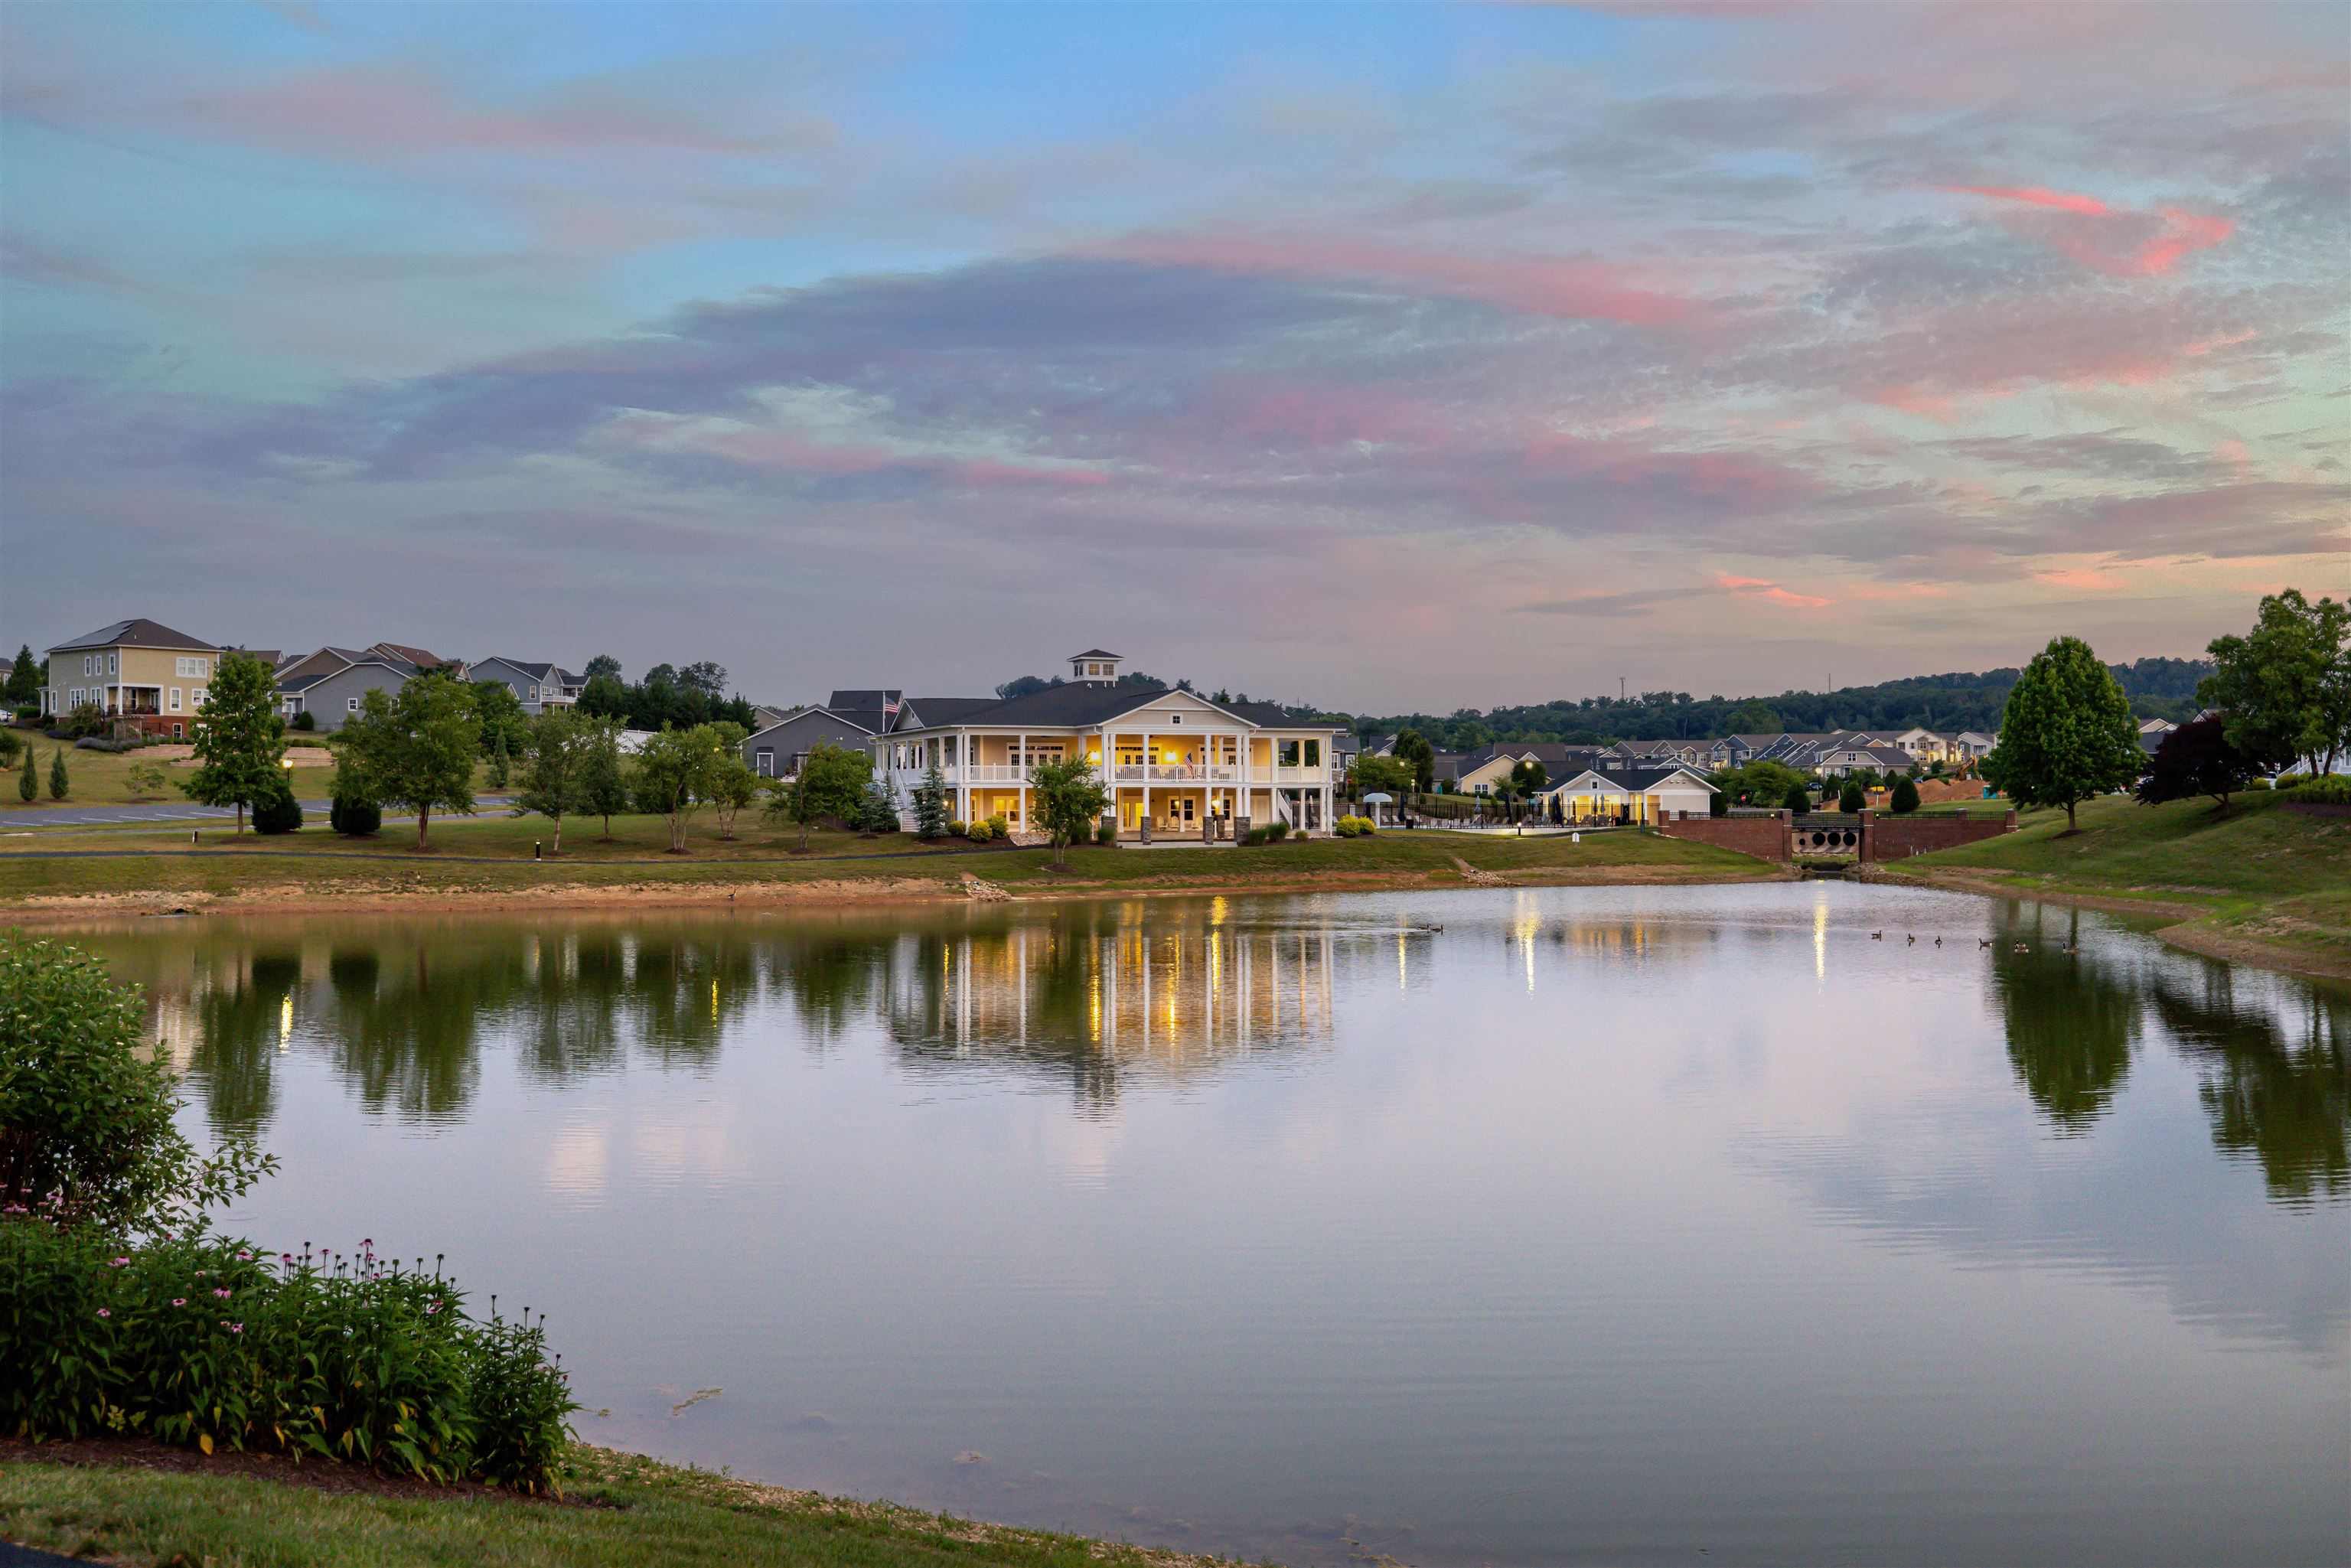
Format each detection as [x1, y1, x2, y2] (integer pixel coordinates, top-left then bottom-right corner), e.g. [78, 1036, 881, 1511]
[171, 1298, 187, 1307]
[426, 1302, 442, 1314]
[111, 1257, 129, 1267]
[213, 1288, 231, 1299]
[95, 1309, 111, 1319]
[235, 1250, 252, 1261]
[227, 1323, 244, 1334]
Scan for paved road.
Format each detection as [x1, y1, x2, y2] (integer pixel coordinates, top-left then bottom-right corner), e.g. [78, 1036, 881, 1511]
[0, 799, 335, 829]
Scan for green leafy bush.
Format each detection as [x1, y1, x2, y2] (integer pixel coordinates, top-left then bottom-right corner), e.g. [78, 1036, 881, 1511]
[1096, 817, 1117, 844]
[329, 794, 383, 836]
[1890, 777, 1921, 814]
[2279, 774, 2350, 803]
[2241, 774, 2272, 791]
[964, 819, 993, 843]
[946, 818, 967, 838]
[0, 935, 270, 1232]
[251, 780, 304, 835]
[1333, 814, 1375, 836]
[1782, 781, 1810, 817]
[0, 1227, 573, 1490]
[1838, 781, 1866, 813]
[1244, 825, 1270, 846]
[289, 709, 317, 731]
[1266, 820, 1290, 842]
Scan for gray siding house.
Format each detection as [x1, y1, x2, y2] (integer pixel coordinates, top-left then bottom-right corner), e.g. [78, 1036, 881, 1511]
[471, 657, 582, 715]
[742, 706, 882, 781]
[279, 658, 412, 731]
[273, 641, 455, 732]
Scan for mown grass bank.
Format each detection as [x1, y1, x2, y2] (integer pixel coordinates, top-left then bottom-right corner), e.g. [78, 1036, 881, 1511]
[0, 1442, 1246, 1567]
[1874, 792, 2351, 977]
[0, 812, 1782, 914]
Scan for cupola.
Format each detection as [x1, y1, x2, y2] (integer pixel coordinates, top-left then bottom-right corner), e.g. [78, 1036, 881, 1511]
[1069, 648, 1122, 685]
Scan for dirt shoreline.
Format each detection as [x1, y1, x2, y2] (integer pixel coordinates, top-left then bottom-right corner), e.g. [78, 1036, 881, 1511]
[1860, 865, 2351, 982]
[0, 861, 1795, 924]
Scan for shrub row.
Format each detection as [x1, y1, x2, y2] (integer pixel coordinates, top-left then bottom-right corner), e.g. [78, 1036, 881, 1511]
[0, 1225, 573, 1491]
[1244, 821, 1291, 846]
[2278, 774, 2350, 804]
[1332, 814, 1376, 837]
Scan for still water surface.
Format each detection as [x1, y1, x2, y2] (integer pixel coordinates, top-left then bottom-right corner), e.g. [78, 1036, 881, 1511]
[72, 883, 2351, 1566]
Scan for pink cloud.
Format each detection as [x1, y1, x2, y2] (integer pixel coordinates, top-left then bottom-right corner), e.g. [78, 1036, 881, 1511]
[1945, 184, 2233, 276]
[1714, 572, 1832, 608]
[1097, 233, 1698, 326]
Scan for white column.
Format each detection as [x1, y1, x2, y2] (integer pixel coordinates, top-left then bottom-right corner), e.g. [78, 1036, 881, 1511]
[1016, 732, 1028, 827]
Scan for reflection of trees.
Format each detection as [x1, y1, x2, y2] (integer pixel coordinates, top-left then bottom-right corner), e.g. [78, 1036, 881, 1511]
[779, 936, 884, 1042]
[622, 931, 758, 1068]
[2150, 964, 2349, 1205]
[1991, 908, 2141, 1133]
[319, 940, 507, 1122]
[188, 950, 300, 1138]
[514, 933, 627, 1086]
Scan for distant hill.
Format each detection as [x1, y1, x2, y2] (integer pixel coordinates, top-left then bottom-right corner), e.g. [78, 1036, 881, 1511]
[1324, 657, 2211, 751]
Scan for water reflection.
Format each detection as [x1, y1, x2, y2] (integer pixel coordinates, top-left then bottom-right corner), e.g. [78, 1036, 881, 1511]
[93, 908, 1377, 1126]
[41, 889, 2349, 1565]
[2149, 960, 2349, 1205]
[1990, 905, 2141, 1132]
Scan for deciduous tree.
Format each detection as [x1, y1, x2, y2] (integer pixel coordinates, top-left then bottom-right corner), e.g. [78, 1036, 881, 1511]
[2135, 713, 2261, 811]
[1984, 636, 2142, 832]
[763, 742, 870, 850]
[578, 717, 629, 840]
[1392, 730, 1435, 794]
[634, 722, 739, 853]
[2198, 588, 2349, 778]
[1029, 755, 1108, 865]
[181, 652, 283, 833]
[337, 674, 481, 849]
[517, 706, 590, 853]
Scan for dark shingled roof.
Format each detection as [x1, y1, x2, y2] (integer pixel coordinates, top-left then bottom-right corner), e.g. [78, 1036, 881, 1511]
[828, 689, 901, 712]
[1557, 764, 1714, 792]
[895, 696, 999, 729]
[887, 683, 1327, 733]
[1068, 648, 1121, 660]
[50, 618, 216, 654]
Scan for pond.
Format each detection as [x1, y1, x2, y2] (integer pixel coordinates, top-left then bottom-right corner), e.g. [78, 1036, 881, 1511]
[64, 882, 2351, 1566]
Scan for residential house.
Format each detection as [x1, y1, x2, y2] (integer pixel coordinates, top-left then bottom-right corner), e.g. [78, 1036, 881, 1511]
[1454, 742, 1606, 796]
[471, 657, 583, 716]
[1604, 737, 1710, 768]
[1542, 764, 1718, 824]
[274, 643, 459, 732]
[1808, 739, 1920, 778]
[41, 618, 221, 738]
[870, 649, 1344, 835]
[2137, 718, 2177, 756]
[741, 694, 892, 781]
[1707, 732, 1787, 768]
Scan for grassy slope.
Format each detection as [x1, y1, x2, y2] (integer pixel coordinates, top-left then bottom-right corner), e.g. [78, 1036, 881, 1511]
[0, 811, 1776, 905]
[0, 1444, 1243, 1568]
[1883, 792, 2351, 963]
[0, 739, 483, 810]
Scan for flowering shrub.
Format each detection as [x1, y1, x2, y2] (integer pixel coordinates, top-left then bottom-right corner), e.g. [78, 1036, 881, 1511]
[0, 1227, 574, 1491]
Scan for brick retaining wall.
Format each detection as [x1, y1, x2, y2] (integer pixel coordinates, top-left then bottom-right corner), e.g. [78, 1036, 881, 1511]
[1658, 810, 1791, 861]
[1860, 808, 2017, 862]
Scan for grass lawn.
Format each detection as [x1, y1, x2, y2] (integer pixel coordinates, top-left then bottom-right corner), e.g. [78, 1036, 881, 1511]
[0, 1442, 1245, 1567]
[0, 734, 504, 811]
[0, 807, 1779, 907]
[1883, 791, 2351, 966]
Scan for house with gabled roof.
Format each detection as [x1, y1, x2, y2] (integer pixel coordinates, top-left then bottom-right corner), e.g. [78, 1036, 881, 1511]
[273, 642, 458, 731]
[871, 649, 1344, 836]
[742, 699, 889, 782]
[1541, 764, 1718, 825]
[1453, 742, 1606, 796]
[41, 618, 222, 737]
[471, 657, 583, 716]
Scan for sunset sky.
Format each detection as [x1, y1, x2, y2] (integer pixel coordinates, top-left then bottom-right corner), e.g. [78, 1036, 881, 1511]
[3, 1, 2344, 711]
